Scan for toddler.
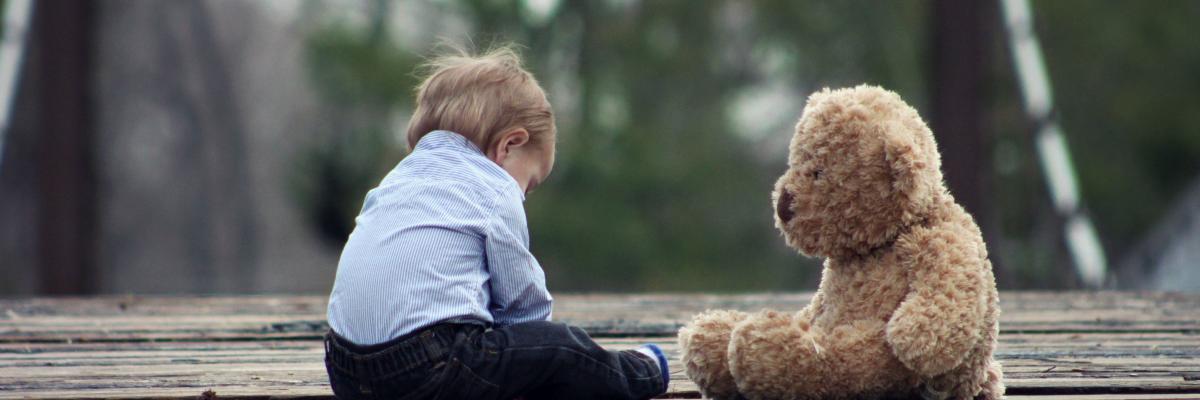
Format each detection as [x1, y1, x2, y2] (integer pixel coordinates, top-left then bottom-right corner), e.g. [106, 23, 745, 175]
[325, 46, 669, 400]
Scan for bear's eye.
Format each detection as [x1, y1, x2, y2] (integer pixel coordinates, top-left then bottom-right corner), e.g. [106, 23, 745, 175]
[811, 169, 823, 180]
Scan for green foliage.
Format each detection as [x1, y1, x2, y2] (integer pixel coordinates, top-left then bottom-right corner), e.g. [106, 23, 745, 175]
[981, 0, 1200, 286]
[456, 0, 820, 291]
[1032, 0, 1200, 254]
[289, 126, 402, 245]
[291, 0, 1200, 290]
[304, 23, 418, 107]
[290, 20, 417, 246]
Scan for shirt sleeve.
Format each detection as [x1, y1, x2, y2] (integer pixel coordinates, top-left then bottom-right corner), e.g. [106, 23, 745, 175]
[484, 189, 553, 325]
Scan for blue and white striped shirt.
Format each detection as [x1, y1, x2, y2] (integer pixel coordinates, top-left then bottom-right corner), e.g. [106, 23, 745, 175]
[327, 130, 553, 345]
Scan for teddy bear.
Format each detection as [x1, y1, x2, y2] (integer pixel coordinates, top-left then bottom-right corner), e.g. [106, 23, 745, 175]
[678, 85, 1003, 400]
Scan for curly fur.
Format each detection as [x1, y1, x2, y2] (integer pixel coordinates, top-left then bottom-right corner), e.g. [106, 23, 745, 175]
[679, 85, 1003, 400]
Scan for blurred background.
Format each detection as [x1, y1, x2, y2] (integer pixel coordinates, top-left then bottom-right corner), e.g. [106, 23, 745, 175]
[1, 0, 1198, 296]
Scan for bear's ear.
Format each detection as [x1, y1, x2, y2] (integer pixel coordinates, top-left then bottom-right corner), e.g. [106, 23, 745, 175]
[882, 124, 932, 218]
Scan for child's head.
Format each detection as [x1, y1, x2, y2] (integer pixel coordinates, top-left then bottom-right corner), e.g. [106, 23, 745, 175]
[406, 45, 556, 194]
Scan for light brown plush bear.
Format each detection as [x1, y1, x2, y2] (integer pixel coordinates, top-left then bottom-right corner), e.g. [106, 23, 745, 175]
[678, 85, 1003, 400]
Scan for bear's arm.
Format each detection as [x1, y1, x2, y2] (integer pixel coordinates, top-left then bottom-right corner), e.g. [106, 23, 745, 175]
[885, 225, 989, 378]
[793, 263, 829, 325]
[793, 289, 823, 327]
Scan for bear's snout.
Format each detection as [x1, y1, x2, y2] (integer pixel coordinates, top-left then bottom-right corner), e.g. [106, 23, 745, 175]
[776, 190, 795, 223]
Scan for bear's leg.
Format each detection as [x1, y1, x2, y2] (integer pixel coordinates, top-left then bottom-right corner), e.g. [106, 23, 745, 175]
[974, 360, 1004, 400]
[922, 353, 1004, 400]
[678, 309, 750, 400]
[728, 311, 907, 400]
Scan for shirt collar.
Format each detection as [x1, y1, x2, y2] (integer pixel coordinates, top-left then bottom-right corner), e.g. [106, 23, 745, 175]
[415, 130, 526, 202]
[415, 130, 484, 154]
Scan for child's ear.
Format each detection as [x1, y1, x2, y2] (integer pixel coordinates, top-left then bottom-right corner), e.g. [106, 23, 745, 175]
[489, 128, 530, 163]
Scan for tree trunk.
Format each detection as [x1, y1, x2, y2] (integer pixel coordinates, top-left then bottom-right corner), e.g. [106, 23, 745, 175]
[930, 0, 1008, 283]
[33, 0, 98, 295]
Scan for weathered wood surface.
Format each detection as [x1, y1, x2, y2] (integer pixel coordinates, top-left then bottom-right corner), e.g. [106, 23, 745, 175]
[1, 292, 1197, 399]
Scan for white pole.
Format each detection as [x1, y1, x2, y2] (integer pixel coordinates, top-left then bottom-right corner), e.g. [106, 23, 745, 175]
[0, 0, 34, 170]
[1000, 0, 1107, 287]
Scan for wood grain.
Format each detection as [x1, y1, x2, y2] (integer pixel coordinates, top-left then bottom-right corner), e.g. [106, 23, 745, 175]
[1, 292, 1198, 399]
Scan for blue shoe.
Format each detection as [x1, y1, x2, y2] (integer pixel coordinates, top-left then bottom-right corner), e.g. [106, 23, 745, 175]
[638, 343, 670, 391]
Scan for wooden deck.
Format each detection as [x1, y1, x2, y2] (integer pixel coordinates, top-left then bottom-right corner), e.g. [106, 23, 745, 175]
[1, 292, 1198, 399]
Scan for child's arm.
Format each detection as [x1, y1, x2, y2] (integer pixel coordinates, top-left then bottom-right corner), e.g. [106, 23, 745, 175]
[484, 191, 553, 325]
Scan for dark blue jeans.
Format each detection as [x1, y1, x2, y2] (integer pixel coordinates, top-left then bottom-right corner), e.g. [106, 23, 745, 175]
[324, 320, 665, 400]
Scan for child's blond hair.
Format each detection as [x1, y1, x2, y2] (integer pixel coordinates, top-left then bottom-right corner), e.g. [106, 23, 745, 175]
[406, 45, 555, 152]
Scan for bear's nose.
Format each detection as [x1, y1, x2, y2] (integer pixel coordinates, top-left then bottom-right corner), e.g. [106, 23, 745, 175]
[776, 190, 795, 223]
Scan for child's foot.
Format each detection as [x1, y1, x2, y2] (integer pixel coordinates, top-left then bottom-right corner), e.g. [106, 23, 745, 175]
[635, 344, 670, 391]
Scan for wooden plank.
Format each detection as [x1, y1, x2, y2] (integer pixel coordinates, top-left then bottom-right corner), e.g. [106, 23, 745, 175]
[3, 337, 1200, 397]
[1, 292, 1199, 399]
[6, 292, 1200, 317]
[3, 293, 1198, 343]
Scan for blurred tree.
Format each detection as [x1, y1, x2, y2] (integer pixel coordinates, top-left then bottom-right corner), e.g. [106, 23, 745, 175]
[927, 0, 1009, 284]
[291, 0, 1200, 291]
[292, 1, 417, 246]
[988, 0, 1200, 287]
[31, 0, 98, 294]
[457, 0, 828, 291]
[463, 0, 937, 291]
[1035, 0, 1200, 263]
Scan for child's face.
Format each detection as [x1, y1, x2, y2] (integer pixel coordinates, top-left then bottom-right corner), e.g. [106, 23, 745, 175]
[496, 133, 556, 196]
